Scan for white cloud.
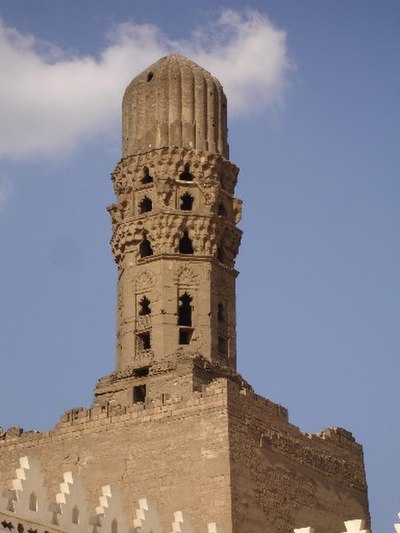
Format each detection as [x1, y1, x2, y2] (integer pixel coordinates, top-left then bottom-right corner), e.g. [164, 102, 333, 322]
[0, 10, 290, 160]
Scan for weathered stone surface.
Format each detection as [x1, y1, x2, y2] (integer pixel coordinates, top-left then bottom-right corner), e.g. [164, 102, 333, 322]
[122, 55, 229, 159]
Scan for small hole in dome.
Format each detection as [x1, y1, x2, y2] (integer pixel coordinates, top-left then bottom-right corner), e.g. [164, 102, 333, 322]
[147, 72, 154, 82]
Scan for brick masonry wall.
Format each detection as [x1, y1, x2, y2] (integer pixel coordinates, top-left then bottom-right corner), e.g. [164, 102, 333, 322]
[226, 381, 370, 533]
[0, 375, 370, 533]
[0, 380, 232, 531]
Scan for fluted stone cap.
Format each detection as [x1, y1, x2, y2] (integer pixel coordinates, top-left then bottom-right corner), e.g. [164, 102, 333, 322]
[122, 55, 229, 158]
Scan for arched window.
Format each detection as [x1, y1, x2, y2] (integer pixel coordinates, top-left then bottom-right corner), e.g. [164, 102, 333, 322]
[139, 235, 153, 258]
[139, 196, 152, 214]
[138, 296, 151, 316]
[218, 203, 227, 217]
[180, 192, 194, 211]
[179, 163, 193, 181]
[141, 166, 153, 184]
[178, 293, 192, 326]
[72, 506, 80, 525]
[29, 492, 38, 512]
[111, 518, 119, 533]
[179, 230, 194, 254]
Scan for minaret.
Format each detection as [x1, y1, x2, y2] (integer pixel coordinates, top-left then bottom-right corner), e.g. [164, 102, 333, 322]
[95, 55, 242, 404]
[0, 55, 370, 533]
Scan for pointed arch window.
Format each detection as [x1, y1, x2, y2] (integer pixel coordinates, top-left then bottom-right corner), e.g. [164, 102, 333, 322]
[111, 518, 119, 533]
[179, 163, 193, 181]
[138, 296, 151, 316]
[179, 230, 194, 254]
[180, 192, 194, 211]
[29, 492, 38, 512]
[141, 166, 153, 184]
[178, 293, 192, 327]
[218, 202, 227, 217]
[139, 235, 153, 258]
[72, 506, 80, 525]
[139, 196, 153, 214]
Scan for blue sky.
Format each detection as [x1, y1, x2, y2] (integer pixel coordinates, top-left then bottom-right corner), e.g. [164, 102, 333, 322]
[0, 2, 399, 531]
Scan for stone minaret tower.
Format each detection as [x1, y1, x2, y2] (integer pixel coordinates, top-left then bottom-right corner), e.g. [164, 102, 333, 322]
[0, 55, 370, 533]
[94, 55, 243, 405]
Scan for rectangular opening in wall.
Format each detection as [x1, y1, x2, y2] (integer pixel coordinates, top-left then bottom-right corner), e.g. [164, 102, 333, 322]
[134, 366, 150, 378]
[218, 336, 228, 356]
[133, 384, 146, 403]
[179, 328, 193, 345]
[136, 331, 151, 351]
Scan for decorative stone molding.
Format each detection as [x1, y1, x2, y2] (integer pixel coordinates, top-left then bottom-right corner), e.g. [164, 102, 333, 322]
[176, 264, 199, 287]
[207, 524, 224, 533]
[293, 520, 371, 533]
[135, 271, 156, 292]
[10, 456, 53, 525]
[5, 452, 367, 533]
[341, 519, 370, 533]
[111, 148, 238, 197]
[170, 510, 194, 532]
[111, 212, 241, 263]
[55, 471, 91, 531]
[133, 498, 162, 532]
[95, 485, 130, 532]
[1, 456, 228, 532]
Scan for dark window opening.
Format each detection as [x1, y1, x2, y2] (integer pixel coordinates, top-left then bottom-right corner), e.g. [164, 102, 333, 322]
[218, 203, 227, 217]
[218, 303, 225, 323]
[217, 246, 225, 263]
[218, 336, 228, 355]
[141, 166, 153, 184]
[72, 506, 79, 525]
[180, 192, 194, 211]
[138, 296, 151, 315]
[147, 72, 153, 82]
[179, 230, 194, 254]
[179, 163, 193, 181]
[137, 331, 151, 351]
[17, 524, 24, 533]
[133, 385, 146, 403]
[134, 367, 149, 378]
[139, 236, 153, 257]
[139, 196, 152, 213]
[178, 293, 192, 326]
[29, 492, 38, 512]
[179, 329, 193, 345]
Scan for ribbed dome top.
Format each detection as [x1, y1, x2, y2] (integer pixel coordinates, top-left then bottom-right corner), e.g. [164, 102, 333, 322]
[122, 55, 229, 158]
